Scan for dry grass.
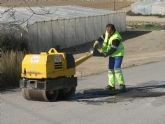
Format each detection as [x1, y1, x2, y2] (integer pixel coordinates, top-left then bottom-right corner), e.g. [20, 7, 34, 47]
[0, 51, 24, 88]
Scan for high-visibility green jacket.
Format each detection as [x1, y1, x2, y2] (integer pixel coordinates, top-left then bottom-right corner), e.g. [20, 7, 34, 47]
[102, 31, 124, 57]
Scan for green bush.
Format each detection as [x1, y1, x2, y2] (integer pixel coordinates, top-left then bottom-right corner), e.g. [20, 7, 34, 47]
[0, 26, 28, 89]
[0, 33, 28, 52]
[127, 10, 165, 18]
[0, 51, 24, 88]
[127, 10, 143, 16]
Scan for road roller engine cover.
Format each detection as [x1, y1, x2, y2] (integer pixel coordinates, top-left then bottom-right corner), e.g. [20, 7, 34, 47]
[20, 48, 93, 101]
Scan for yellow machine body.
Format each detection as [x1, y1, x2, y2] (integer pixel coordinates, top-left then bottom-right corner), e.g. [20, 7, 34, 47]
[21, 48, 75, 79]
[20, 48, 93, 101]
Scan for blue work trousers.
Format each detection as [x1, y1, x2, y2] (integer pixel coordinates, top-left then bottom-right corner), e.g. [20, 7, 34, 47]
[109, 56, 123, 69]
[108, 56, 124, 87]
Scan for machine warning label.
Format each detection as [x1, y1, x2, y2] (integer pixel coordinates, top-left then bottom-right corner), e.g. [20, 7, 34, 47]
[31, 55, 40, 63]
[54, 55, 62, 63]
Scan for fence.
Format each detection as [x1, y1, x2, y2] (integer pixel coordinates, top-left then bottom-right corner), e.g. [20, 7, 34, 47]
[28, 11, 126, 53]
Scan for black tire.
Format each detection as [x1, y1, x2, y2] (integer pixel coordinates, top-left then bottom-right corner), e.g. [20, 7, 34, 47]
[58, 86, 76, 100]
[45, 90, 59, 102]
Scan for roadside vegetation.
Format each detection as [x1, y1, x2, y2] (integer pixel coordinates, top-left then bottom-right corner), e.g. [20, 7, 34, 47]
[0, 51, 24, 88]
[0, 32, 28, 89]
[127, 10, 165, 18]
[127, 22, 165, 31]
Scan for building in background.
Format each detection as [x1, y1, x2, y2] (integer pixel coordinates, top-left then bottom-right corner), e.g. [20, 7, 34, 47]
[131, 0, 165, 15]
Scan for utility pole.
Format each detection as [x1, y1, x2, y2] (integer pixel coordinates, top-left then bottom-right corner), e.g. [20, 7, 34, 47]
[114, 0, 116, 11]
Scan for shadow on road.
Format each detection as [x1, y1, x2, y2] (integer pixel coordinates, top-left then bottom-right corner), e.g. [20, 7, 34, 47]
[0, 87, 19, 93]
[121, 30, 151, 41]
[73, 80, 165, 105]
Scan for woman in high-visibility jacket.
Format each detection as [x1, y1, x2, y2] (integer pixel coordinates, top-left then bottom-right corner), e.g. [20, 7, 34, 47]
[94, 24, 126, 92]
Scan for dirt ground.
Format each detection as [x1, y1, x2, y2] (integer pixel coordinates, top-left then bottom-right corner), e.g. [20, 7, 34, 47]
[74, 30, 165, 77]
[0, 0, 131, 10]
[127, 16, 165, 24]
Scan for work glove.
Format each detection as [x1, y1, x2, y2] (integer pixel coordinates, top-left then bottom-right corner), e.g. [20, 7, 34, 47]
[89, 48, 94, 54]
[103, 53, 109, 57]
[93, 41, 99, 48]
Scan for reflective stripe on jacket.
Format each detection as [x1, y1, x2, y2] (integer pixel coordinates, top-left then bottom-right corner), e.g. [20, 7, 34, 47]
[102, 31, 124, 57]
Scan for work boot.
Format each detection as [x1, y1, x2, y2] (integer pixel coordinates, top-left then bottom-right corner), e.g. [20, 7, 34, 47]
[105, 85, 115, 91]
[119, 84, 126, 93]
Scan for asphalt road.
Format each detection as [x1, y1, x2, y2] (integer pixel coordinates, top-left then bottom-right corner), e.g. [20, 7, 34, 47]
[0, 61, 165, 124]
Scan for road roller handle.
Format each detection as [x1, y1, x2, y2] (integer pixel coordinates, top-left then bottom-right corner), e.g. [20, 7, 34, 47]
[48, 48, 58, 54]
[75, 48, 94, 67]
[47, 48, 94, 67]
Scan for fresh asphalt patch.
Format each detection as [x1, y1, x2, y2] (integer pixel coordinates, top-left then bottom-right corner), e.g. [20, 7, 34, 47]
[72, 80, 165, 105]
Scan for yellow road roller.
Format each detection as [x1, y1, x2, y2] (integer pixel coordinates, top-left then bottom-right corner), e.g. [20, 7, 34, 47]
[20, 48, 93, 101]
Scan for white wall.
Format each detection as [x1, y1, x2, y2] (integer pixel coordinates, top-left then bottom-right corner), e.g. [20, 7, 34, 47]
[28, 12, 126, 52]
